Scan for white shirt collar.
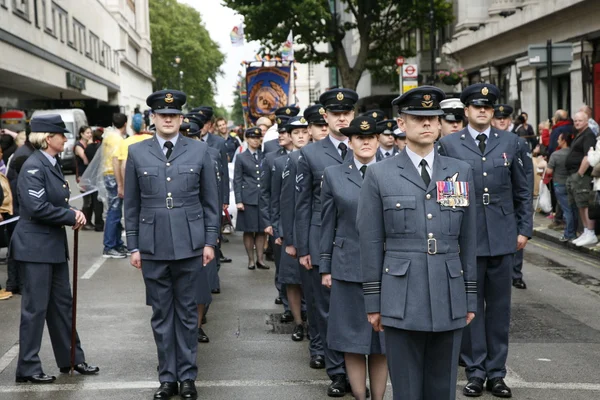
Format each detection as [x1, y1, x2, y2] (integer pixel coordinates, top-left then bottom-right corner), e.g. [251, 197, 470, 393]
[328, 134, 349, 153]
[379, 147, 394, 157]
[467, 125, 492, 142]
[40, 150, 57, 166]
[353, 157, 376, 171]
[405, 145, 435, 174]
[156, 134, 179, 151]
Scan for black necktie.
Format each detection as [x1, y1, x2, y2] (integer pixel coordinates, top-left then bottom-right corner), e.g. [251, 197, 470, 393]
[360, 165, 367, 179]
[476, 134, 487, 154]
[253, 152, 259, 162]
[385, 152, 390, 158]
[338, 143, 348, 160]
[164, 141, 174, 159]
[420, 159, 430, 187]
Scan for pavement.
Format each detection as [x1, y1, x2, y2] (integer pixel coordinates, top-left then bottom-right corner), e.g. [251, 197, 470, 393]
[532, 210, 600, 258]
[0, 175, 599, 399]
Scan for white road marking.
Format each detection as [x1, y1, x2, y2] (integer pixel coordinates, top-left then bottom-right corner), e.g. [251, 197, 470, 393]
[0, 379, 600, 393]
[537, 358, 552, 362]
[506, 366, 525, 383]
[81, 257, 107, 280]
[0, 344, 19, 374]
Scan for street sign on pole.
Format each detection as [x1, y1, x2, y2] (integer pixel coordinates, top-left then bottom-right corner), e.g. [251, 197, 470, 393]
[403, 64, 418, 79]
[396, 56, 405, 66]
[403, 81, 418, 93]
[527, 43, 572, 65]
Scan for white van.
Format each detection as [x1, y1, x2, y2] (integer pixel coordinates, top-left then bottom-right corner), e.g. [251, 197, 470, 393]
[30, 109, 88, 171]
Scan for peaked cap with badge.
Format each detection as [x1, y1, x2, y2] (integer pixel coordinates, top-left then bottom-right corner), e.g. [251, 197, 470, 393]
[392, 86, 446, 116]
[245, 127, 263, 138]
[361, 109, 386, 123]
[339, 116, 381, 137]
[30, 114, 70, 134]
[146, 89, 186, 114]
[190, 106, 214, 119]
[303, 104, 327, 125]
[182, 114, 205, 136]
[319, 88, 359, 112]
[276, 115, 291, 133]
[377, 119, 398, 135]
[275, 106, 300, 117]
[493, 104, 514, 119]
[460, 83, 500, 107]
[285, 115, 309, 133]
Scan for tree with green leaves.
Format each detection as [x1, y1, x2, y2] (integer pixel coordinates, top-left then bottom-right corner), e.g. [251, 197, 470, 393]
[230, 89, 245, 125]
[224, 0, 453, 90]
[149, 0, 224, 108]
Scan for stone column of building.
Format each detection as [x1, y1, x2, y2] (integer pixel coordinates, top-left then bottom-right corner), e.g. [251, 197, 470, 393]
[516, 55, 538, 124]
[570, 41, 594, 113]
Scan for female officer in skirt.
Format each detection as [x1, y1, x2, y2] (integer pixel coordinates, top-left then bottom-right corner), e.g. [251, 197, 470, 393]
[12, 115, 99, 383]
[320, 116, 387, 400]
[234, 128, 269, 270]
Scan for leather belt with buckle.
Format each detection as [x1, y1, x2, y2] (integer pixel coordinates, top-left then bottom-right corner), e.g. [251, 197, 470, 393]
[166, 196, 174, 209]
[427, 238, 437, 255]
[483, 193, 490, 205]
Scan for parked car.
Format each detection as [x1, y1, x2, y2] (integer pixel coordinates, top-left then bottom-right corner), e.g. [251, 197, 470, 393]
[31, 109, 88, 171]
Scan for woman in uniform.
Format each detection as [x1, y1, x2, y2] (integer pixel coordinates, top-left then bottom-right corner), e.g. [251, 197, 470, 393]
[12, 115, 99, 384]
[320, 116, 387, 400]
[234, 128, 269, 270]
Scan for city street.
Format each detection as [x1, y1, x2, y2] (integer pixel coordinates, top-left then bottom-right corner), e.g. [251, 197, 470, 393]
[0, 179, 599, 399]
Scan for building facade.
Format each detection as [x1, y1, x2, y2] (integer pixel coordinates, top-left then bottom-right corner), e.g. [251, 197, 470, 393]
[444, 0, 600, 124]
[0, 0, 152, 126]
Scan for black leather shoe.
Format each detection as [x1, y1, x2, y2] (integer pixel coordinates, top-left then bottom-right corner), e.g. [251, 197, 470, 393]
[463, 377, 485, 397]
[280, 310, 293, 323]
[512, 278, 527, 289]
[154, 382, 178, 399]
[487, 377, 512, 398]
[301, 310, 307, 322]
[220, 256, 232, 263]
[211, 288, 221, 294]
[327, 374, 347, 397]
[15, 373, 56, 384]
[180, 379, 198, 399]
[59, 362, 100, 375]
[198, 327, 210, 343]
[256, 262, 270, 270]
[309, 354, 325, 369]
[274, 297, 283, 305]
[248, 264, 255, 270]
[291, 324, 304, 341]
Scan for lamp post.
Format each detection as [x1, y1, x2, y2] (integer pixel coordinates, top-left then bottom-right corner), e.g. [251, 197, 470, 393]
[170, 56, 181, 89]
[179, 70, 184, 91]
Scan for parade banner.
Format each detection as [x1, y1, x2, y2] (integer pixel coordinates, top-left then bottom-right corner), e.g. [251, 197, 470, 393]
[230, 24, 244, 47]
[244, 64, 292, 124]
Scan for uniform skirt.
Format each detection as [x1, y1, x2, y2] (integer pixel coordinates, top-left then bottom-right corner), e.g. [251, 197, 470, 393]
[328, 278, 385, 355]
[277, 249, 302, 285]
[235, 204, 266, 233]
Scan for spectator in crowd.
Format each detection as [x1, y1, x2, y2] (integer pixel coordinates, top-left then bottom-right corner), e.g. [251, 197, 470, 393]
[102, 113, 128, 258]
[84, 129, 104, 232]
[580, 105, 599, 136]
[117, 114, 152, 182]
[545, 132, 577, 242]
[0, 128, 18, 164]
[215, 117, 239, 162]
[0, 152, 9, 301]
[514, 113, 537, 150]
[74, 126, 95, 231]
[566, 112, 597, 246]
[548, 109, 573, 155]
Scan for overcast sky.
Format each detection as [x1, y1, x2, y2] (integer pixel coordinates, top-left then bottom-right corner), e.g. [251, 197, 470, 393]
[180, 0, 260, 110]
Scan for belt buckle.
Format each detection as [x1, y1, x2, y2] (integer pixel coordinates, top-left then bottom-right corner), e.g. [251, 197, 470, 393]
[166, 196, 174, 209]
[483, 193, 490, 205]
[427, 238, 437, 255]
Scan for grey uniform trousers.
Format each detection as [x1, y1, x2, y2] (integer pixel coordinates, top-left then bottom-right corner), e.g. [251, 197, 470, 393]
[17, 262, 85, 377]
[143, 257, 200, 383]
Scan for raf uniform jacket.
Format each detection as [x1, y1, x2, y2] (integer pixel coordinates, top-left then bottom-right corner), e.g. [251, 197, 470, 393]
[204, 133, 230, 205]
[263, 139, 280, 154]
[10, 150, 76, 263]
[233, 149, 263, 206]
[375, 147, 398, 162]
[124, 134, 220, 261]
[295, 136, 353, 262]
[438, 127, 533, 257]
[259, 147, 289, 229]
[269, 155, 288, 239]
[320, 158, 367, 281]
[280, 151, 301, 247]
[358, 151, 477, 332]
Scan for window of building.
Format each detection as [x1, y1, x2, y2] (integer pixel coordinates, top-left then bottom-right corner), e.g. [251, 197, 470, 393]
[127, 40, 139, 66]
[112, 50, 120, 73]
[53, 1, 68, 43]
[101, 42, 111, 68]
[42, 0, 54, 36]
[13, 0, 30, 22]
[88, 31, 100, 62]
[72, 18, 85, 53]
